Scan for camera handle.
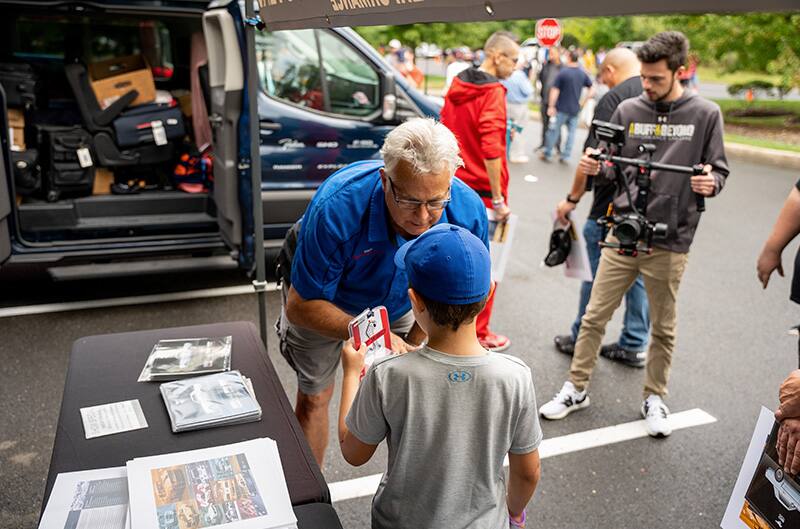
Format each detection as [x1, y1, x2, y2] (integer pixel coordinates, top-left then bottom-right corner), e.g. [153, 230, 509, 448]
[589, 151, 707, 213]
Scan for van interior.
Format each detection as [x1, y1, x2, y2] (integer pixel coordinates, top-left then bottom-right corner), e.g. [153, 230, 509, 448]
[1, 9, 220, 245]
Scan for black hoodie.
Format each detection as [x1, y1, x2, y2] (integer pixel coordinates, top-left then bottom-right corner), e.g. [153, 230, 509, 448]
[608, 92, 729, 253]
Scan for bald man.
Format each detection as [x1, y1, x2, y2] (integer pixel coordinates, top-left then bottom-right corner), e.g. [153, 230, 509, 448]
[552, 47, 652, 368]
[441, 31, 520, 351]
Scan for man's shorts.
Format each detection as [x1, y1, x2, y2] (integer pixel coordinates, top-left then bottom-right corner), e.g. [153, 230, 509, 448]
[276, 286, 415, 395]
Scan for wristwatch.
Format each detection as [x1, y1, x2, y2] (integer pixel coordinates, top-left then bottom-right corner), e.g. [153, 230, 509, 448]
[566, 194, 580, 205]
[492, 197, 505, 208]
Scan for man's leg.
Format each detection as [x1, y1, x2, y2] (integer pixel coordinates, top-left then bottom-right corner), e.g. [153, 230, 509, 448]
[639, 249, 689, 399]
[539, 107, 549, 148]
[295, 384, 335, 466]
[570, 247, 640, 391]
[560, 113, 579, 161]
[618, 274, 650, 352]
[543, 112, 566, 160]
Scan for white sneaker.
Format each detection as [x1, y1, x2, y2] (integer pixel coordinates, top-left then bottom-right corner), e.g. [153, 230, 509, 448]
[539, 381, 590, 420]
[641, 395, 672, 437]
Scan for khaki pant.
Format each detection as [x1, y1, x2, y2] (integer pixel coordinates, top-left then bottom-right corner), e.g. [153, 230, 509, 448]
[569, 241, 689, 398]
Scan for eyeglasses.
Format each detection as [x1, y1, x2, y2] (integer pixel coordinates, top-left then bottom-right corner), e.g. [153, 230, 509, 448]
[387, 177, 451, 211]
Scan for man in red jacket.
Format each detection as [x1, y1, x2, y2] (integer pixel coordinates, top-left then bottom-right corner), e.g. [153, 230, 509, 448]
[441, 31, 519, 351]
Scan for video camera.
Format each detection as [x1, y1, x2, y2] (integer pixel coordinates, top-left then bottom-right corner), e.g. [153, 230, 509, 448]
[589, 120, 707, 256]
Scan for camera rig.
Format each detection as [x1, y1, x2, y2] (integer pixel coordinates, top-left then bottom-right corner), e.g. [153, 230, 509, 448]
[589, 120, 707, 256]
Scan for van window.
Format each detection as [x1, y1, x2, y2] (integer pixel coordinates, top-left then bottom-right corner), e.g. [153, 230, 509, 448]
[256, 30, 324, 111]
[257, 30, 380, 117]
[13, 17, 174, 80]
[316, 31, 380, 117]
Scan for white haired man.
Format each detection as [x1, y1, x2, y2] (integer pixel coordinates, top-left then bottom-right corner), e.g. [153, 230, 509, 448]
[277, 118, 489, 465]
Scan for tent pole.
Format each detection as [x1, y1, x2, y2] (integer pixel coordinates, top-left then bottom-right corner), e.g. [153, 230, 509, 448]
[245, 1, 269, 348]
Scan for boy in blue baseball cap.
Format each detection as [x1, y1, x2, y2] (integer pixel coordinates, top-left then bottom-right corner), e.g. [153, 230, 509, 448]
[337, 223, 542, 529]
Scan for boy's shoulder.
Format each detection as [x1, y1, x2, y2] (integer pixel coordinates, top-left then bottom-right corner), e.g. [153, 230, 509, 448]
[489, 351, 531, 371]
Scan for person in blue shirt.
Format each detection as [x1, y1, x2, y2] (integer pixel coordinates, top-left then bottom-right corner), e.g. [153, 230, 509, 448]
[540, 49, 595, 163]
[501, 61, 534, 164]
[276, 118, 489, 465]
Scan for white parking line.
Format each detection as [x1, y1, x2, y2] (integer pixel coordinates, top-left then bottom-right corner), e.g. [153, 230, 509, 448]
[329, 408, 716, 503]
[0, 284, 278, 318]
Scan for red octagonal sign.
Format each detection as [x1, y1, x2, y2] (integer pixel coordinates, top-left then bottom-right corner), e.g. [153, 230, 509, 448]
[536, 18, 562, 47]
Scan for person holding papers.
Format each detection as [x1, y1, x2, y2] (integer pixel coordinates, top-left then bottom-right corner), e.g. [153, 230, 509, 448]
[277, 118, 488, 466]
[338, 224, 542, 529]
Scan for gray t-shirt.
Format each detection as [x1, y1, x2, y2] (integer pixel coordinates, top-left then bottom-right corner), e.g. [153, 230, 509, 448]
[346, 345, 543, 529]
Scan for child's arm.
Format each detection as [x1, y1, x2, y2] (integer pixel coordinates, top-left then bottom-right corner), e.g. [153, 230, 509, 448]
[507, 449, 541, 526]
[338, 340, 379, 466]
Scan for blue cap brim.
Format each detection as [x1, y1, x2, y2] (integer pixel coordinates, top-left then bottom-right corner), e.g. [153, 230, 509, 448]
[393, 238, 416, 271]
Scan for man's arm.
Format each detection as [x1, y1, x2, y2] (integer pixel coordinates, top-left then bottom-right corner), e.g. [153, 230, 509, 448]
[547, 87, 560, 117]
[757, 187, 800, 288]
[555, 165, 590, 224]
[776, 370, 800, 421]
[286, 286, 352, 340]
[692, 107, 729, 197]
[507, 450, 541, 524]
[484, 157, 510, 222]
[338, 340, 379, 466]
[286, 287, 416, 352]
[777, 370, 800, 475]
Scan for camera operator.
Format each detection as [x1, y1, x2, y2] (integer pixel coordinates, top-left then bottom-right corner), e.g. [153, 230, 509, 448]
[553, 47, 651, 368]
[540, 31, 730, 438]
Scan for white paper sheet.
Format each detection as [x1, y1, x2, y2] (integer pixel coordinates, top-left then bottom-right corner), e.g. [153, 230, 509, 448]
[721, 406, 776, 529]
[126, 438, 296, 529]
[80, 399, 148, 439]
[39, 466, 131, 529]
[487, 209, 518, 283]
[548, 213, 593, 282]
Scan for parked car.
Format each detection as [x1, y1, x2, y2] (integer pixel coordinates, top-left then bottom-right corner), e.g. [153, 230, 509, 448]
[0, 0, 440, 277]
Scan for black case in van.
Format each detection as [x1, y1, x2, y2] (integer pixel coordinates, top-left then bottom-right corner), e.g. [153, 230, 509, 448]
[113, 104, 185, 148]
[36, 125, 95, 202]
[0, 62, 42, 109]
[11, 148, 41, 196]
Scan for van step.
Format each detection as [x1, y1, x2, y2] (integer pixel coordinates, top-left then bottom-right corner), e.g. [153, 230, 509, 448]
[47, 255, 238, 281]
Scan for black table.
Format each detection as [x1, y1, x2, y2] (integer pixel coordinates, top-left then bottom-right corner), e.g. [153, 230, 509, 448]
[41, 321, 342, 528]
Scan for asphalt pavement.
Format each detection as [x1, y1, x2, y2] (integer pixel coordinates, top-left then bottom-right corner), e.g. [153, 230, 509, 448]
[2, 122, 799, 528]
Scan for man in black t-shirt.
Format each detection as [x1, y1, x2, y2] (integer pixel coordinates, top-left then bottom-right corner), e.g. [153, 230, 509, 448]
[553, 47, 651, 367]
[757, 178, 800, 305]
[758, 182, 800, 466]
[540, 50, 594, 163]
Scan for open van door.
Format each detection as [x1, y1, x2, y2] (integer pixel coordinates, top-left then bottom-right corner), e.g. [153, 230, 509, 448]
[202, 5, 249, 267]
[0, 87, 13, 267]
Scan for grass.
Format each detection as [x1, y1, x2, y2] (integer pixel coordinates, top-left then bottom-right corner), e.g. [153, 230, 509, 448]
[712, 98, 800, 131]
[696, 66, 782, 86]
[724, 133, 800, 153]
[422, 74, 445, 92]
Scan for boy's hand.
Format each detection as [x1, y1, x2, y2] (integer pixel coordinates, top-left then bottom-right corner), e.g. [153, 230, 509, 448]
[390, 332, 418, 354]
[341, 339, 367, 376]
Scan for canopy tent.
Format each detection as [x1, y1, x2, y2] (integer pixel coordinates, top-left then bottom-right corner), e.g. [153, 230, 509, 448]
[258, 0, 798, 31]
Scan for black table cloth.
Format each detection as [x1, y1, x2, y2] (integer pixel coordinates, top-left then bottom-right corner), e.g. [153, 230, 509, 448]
[41, 321, 331, 515]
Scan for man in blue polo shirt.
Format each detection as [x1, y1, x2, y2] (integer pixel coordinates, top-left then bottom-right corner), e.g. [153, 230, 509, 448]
[277, 118, 489, 465]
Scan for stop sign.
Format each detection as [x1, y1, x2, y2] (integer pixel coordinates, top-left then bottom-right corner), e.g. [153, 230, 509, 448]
[536, 18, 562, 47]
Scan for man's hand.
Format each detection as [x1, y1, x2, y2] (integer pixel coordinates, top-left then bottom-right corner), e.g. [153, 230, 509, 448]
[389, 332, 417, 354]
[756, 246, 784, 289]
[578, 148, 601, 177]
[690, 164, 716, 197]
[555, 200, 575, 224]
[341, 339, 366, 377]
[776, 370, 800, 421]
[547, 105, 556, 118]
[493, 202, 512, 223]
[777, 417, 800, 475]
